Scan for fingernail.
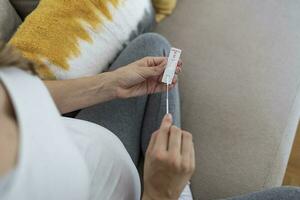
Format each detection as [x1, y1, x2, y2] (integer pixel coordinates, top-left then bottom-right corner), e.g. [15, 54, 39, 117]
[166, 113, 172, 121]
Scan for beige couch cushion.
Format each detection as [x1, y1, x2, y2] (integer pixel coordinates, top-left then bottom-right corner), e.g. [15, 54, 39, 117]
[0, 0, 21, 42]
[156, 0, 300, 199]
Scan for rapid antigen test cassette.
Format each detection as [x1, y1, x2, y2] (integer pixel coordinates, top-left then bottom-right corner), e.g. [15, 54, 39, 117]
[162, 47, 182, 85]
[163, 47, 182, 114]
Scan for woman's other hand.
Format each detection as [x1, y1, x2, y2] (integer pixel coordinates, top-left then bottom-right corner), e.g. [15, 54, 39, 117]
[142, 114, 195, 200]
[112, 57, 182, 99]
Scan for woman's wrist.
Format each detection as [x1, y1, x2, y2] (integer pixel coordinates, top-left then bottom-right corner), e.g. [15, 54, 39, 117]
[45, 71, 120, 113]
[105, 69, 130, 99]
[95, 71, 119, 100]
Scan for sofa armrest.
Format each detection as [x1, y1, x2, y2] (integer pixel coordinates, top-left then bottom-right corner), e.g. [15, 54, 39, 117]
[155, 0, 300, 199]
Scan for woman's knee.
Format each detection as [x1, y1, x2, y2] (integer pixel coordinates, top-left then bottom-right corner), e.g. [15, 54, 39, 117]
[228, 187, 300, 200]
[272, 187, 300, 199]
[131, 33, 171, 57]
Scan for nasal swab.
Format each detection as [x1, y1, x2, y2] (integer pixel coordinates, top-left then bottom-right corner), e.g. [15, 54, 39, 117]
[166, 76, 170, 114]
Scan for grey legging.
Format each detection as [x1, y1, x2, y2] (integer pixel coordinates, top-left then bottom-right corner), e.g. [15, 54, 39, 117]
[76, 33, 181, 165]
[75, 33, 300, 200]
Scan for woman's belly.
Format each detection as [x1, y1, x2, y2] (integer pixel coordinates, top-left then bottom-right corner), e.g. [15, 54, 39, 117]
[62, 117, 141, 200]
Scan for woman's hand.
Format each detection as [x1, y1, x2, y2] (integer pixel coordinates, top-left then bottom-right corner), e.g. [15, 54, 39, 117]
[112, 57, 182, 99]
[142, 114, 195, 200]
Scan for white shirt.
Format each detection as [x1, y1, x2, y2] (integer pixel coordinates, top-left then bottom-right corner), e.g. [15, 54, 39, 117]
[0, 68, 141, 200]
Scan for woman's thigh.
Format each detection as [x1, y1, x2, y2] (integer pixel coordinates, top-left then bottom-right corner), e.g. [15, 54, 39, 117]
[224, 187, 300, 200]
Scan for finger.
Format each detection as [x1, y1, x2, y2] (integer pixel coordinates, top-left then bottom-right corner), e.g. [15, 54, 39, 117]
[168, 83, 176, 91]
[181, 131, 193, 173]
[172, 75, 178, 84]
[175, 66, 182, 74]
[144, 57, 167, 67]
[177, 59, 183, 67]
[150, 82, 167, 93]
[152, 81, 176, 93]
[146, 131, 158, 153]
[175, 59, 183, 74]
[150, 78, 178, 94]
[138, 65, 165, 78]
[190, 141, 195, 172]
[154, 114, 173, 151]
[168, 126, 182, 154]
[181, 131, 193, 158]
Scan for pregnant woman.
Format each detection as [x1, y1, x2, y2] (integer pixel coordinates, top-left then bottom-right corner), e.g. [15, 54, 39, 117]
[1, 33, 300, 200]
[0, 33, 195, 200]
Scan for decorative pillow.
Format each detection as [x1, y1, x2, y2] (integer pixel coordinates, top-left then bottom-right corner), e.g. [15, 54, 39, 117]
[10, 0, 177, 22]
[153, 0, 177, 22]
[9, 0, 155, 79]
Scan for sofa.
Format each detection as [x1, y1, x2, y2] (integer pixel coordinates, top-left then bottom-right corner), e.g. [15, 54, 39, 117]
[1, 0, 300, 199]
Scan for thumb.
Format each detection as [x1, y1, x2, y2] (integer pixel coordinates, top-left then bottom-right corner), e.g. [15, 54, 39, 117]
[160, 114, 173, 132]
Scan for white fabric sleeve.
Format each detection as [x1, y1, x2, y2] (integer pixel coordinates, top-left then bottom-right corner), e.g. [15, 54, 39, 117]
[0, 68, 90, 200]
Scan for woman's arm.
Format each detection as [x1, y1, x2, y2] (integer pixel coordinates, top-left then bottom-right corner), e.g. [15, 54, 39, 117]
[0, 84, 19, 176]
[44, 71, 117, 114]
[45, 57, 181, 114]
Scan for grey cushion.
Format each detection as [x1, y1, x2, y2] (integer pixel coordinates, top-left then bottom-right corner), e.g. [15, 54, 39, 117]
[155, 0, 300, 199]
[0, 0, 21, 42]
[9, 0, 39, 19]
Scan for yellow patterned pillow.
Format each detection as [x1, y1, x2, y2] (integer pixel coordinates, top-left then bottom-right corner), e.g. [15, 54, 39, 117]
[9, 0, 177, 80]
[9, 0, 154, 79]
